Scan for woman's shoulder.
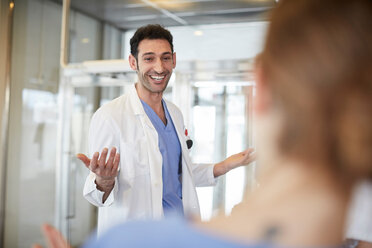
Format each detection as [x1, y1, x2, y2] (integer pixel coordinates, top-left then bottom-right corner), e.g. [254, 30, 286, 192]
[84, 217, 268, 248]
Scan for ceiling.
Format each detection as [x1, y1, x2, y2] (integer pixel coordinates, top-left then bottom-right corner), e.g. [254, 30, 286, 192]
[54, 0, 276, 31]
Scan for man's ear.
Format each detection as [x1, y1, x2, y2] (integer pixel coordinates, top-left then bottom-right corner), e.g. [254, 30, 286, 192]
[254, 65, 272, 115]
[172, 52, 177, 69]
[129, 54, 138, 71]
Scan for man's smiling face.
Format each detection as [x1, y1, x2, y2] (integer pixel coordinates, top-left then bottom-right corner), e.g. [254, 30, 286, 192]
[131, 39, 176, 94]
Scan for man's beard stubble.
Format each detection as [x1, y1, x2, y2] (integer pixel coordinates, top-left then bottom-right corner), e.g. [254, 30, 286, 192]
[136, 62, 171, 94]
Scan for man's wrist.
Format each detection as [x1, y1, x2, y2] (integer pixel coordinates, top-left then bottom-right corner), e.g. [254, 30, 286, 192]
[213, 161, 229, 178]
[95, 177, 115, 191]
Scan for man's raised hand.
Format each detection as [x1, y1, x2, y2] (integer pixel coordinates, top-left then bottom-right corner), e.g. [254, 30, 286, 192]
[77, 147, 120, 203]
[77, 147, 120, 179]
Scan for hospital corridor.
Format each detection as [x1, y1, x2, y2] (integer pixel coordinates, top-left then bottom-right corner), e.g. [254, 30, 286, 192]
[1, 0, 371, 247]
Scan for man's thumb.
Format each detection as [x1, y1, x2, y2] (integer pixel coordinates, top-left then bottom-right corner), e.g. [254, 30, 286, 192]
[76, 153, 90, 168]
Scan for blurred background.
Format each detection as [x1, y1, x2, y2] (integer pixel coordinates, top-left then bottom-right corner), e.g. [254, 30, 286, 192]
[0, 0, 275, 247]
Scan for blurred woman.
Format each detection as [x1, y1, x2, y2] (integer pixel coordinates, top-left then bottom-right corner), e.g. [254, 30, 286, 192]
[198, 0, 372, 246]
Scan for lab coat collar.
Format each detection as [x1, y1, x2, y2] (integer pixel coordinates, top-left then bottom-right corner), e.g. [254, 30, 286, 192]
[128, 84, 146, 116]
[128, 83, 156, 130]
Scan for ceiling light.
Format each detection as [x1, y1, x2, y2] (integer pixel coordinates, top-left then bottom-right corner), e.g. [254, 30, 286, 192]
[81, 38, 90, 44]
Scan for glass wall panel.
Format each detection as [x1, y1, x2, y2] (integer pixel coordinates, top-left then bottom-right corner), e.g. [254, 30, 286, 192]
[3, 0, 126, 246]
[69, 11, 103, 63]
[190, 83, 256, 221]
[69, 8, 125, 63]
[4, 0, 61, 247]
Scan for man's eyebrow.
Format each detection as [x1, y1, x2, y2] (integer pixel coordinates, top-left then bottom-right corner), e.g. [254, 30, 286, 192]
[141, 52, 172, 57]
[142, 52, 155, 57]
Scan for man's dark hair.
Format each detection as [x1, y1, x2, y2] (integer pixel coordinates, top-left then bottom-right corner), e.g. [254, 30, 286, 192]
[130, 24, 174, 59]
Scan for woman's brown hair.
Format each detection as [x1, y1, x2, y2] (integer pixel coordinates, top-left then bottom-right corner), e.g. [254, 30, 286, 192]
[261, 0, 372, 181]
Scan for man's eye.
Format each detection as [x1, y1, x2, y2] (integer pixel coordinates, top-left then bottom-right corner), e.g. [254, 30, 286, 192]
[144, 57, 153, 61]
[163, 57, 171, 61]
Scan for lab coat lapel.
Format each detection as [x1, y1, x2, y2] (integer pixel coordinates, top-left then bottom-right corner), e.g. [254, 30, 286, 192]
[128, 84, 164, 218]
[128, 84, 159, 130]
[165, 100, 200, 217]
[165, 101, 194, 178]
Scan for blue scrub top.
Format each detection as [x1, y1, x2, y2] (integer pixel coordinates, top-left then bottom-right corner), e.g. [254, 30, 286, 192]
[141, 99, 184, 217]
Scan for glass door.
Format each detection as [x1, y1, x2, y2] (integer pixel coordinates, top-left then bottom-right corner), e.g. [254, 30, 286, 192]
[56, 71, 136, 246]
[190, 82, 256, 220]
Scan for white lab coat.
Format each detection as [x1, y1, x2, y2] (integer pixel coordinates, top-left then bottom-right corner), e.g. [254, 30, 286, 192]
[346, 180, 372, 243]
[83, 84, 216, 235]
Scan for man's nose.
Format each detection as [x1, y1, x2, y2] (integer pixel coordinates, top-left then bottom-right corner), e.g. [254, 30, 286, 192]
[153, 59, 164, 73]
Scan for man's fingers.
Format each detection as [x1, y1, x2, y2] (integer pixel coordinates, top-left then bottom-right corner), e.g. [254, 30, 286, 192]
[249, 151, 257, 161]
[106, 147, 117, 171]
[98, 148, 108, 168]
[90, 152, 99, 171]
[246, 148, 255, 155]
[77, 148, 119, 176]
[241, 148, 254, 157]
[228, 148, 256, 168]
[112, 153, 120, 174]
[242, 148, 256, 164]
[76, 153, 91, 168]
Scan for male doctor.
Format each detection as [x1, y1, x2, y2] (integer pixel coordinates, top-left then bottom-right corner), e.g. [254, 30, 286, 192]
[78, 24, 255, 236]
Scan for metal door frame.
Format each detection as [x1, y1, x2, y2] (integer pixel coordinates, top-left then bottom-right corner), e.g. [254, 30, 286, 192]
[0, 1, 14, 247]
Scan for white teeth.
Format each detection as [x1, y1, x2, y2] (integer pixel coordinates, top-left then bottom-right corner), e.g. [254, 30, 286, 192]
[150, 75, 165, 81]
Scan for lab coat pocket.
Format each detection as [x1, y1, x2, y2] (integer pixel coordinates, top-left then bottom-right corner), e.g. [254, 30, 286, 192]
[120, 137, 150, 179]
